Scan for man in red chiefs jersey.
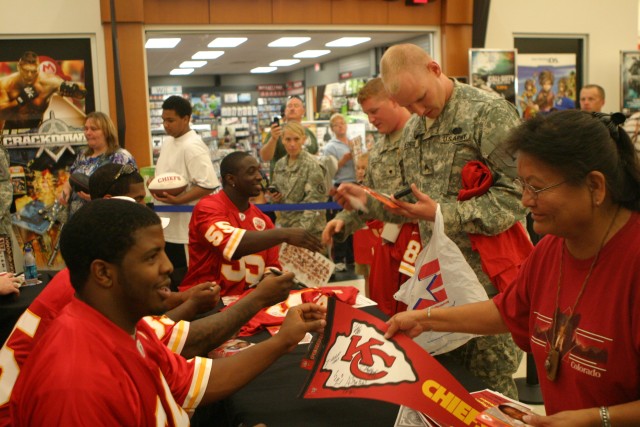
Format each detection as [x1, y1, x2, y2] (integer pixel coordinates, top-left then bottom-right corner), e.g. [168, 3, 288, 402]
[323, 77, 422, 316]
[9, 199, 326, 426]
[180, 151, 324, 295]
[0, 164, 309, 426]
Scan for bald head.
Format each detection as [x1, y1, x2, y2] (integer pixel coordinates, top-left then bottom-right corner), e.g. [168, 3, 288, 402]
[381, 44, 433, 95]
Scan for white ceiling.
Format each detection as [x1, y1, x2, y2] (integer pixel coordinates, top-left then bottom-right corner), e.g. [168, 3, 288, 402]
[145, 30, 427, 77]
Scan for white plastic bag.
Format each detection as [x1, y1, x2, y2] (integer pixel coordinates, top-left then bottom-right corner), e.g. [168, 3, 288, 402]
[394, 204, 488, 355]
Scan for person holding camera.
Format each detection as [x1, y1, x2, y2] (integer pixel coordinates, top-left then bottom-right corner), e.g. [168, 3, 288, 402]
[270, 122, 327, 241]
[259, 95, 318, 178]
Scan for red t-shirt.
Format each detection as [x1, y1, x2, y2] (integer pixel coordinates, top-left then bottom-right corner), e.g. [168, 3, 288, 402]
[181, 191, 281, 295]
[368, 223, 422, 316]
[0, 269, 190, 426]
[494, 212, 640, 414]
[10, 298, 210, 426]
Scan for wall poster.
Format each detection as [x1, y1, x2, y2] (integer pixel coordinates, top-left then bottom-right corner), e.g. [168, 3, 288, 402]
[0, 37, 96, 271]
[469, 49, 517, 105]
[621, 51, 640, 113]
[516, 53, 577, 120]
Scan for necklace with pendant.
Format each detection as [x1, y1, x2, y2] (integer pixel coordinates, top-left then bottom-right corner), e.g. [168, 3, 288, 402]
[544, 206, 620, 381]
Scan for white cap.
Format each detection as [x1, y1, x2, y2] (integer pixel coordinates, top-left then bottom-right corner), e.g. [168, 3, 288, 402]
[111, 196, 170, 229]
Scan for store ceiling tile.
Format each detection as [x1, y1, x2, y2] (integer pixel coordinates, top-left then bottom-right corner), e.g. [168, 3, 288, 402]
[145, 30, 425, 76]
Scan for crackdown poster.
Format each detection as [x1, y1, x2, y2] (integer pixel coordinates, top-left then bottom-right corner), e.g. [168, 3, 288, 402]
[0, 38, 95, 270]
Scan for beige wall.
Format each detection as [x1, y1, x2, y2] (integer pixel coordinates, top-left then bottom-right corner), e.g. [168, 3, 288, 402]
[486, 0, 638, 113]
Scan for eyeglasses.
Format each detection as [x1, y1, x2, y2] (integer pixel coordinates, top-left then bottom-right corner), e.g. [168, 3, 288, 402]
[101, 164, 136, 197]
[513, 177, 566, 199]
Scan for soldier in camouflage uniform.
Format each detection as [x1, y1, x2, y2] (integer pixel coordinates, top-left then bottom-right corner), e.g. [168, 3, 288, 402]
[324, 77, 420, 238]
[271, 122, 326, 240]
[0, 146, 13, 239]
[335, 44, 527, 399]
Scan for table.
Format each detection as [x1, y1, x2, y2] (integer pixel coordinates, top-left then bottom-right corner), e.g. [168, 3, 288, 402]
[0, 271, 54, 345]
[199, 306, 488, 427]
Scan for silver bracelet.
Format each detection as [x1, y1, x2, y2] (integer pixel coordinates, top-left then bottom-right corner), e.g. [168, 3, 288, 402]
[599, 406, 611, 427]
[427, 306, 432, 319]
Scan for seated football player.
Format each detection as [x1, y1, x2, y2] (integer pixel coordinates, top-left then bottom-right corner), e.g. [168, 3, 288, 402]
[180, 151, 324, 295]
[9, 199, 326, 425]
[0, 164, 306, 427]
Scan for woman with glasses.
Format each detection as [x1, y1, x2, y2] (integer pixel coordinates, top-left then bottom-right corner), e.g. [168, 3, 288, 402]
[385, 110, 640, 425]
[59, 112, 137, 215]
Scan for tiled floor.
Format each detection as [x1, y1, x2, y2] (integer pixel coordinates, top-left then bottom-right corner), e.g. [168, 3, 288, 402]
[330, 275, 547, 415]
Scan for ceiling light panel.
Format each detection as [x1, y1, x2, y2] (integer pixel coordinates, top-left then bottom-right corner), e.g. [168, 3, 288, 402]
[325, 37, 371, 47]
[251, 66, 277, 73]
[268, 37, 311, 47]
[145, 38, 181, 49]
[192, 51, 224, 60]
[208, 37, 247, 48]
[170, 68, 194, 75]
[294, 50, 331, 58]
[180, 61, 207, 68]
[269, 59, 301, 67]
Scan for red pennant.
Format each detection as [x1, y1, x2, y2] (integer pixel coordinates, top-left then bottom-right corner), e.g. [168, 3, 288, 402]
[301, 299, 486, 426]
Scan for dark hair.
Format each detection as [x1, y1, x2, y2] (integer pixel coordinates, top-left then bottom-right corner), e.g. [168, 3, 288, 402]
[220, 151, 252, 187]
[162, 95, 192, 117]
[89, 163, 143, 200]
[505, 110, 640, 211]
[60, 199, 161, 291]
[19, 51, 38, 65]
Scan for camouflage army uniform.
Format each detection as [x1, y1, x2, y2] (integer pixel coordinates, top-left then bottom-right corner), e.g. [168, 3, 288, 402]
[271, 150, 326, 240]
[335, 114, 421, 236]
[0, 146, 13, 238]
[265, 127, 318, 177]
[361, 81, 526, 399]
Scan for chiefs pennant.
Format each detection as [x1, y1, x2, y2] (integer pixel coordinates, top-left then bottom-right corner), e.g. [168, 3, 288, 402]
[300, 299, 485, 427]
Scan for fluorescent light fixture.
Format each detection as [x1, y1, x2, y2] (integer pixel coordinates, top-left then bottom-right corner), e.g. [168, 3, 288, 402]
[180, 61, 207, 68]
[268, 37, 311, 47]
[192, 51, 224, 60]
[145, 38, 181, 49]
[208, 37, 247, 48]
[294, 50, 331, 59]
[326, 37, 371, 47]
[170, 68, 194, 75]
[250, 66, 277, 74]
[269, 59, 301, 67]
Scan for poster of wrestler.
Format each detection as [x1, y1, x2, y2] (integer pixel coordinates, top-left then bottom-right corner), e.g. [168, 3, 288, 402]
[516, 53, 577, 120]
[0, 37, 96, 270]
[621, 51, 640, 113]
[468, 49, 517, 105]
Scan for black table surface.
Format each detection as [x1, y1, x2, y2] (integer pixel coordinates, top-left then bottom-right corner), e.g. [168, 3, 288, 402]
[0, 271, 55, 345]
[201, 306, 488, 427]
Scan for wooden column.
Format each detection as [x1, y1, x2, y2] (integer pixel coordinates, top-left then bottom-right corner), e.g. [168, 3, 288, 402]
[441, 0, 473, 77]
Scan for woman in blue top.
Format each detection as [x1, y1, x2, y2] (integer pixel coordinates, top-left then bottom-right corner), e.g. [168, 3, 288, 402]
[59, 112, 137, 215]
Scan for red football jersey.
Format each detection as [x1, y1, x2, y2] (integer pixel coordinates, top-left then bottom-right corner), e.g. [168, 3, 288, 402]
[368, 223, 422, 316]
[10, 298, 211, 426]
[181, 191, 281, 295]
[0, 269, 190, 426]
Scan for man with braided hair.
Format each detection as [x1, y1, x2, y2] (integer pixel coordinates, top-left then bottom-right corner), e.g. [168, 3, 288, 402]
[0, 51, 87, 131]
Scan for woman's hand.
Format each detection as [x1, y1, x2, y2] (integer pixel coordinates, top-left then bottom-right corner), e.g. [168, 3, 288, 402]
[76, 190, 91, 202]
[0, 273, 21, 296]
